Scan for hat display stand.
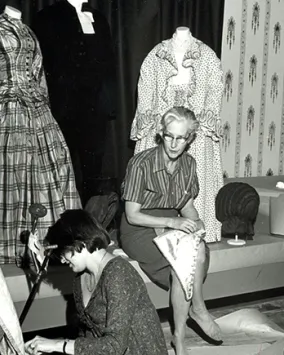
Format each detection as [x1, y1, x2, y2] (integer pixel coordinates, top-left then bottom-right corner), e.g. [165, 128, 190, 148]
[227, 234, 246, 246]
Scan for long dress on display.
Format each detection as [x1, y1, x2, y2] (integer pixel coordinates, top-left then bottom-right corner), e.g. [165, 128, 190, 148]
[33, 1, 116, 203]
[130, 35, 224, 243]
[0, 13, 81, 265]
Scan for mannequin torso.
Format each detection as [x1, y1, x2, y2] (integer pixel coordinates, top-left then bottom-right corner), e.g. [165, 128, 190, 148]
[170, 26, 193, 85]
[4, 5, 22, 19]
[0, 1, 82, 265]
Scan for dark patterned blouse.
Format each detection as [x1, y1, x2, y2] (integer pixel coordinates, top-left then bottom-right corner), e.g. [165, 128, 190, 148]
[73, 257, 168, 355]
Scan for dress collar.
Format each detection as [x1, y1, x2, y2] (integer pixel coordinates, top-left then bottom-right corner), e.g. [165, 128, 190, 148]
[155, 36, 201, 67]
[62, 0, 93, 14]
[3, 12, 22, 23]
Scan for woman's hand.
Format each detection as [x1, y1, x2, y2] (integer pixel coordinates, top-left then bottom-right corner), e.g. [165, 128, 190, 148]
[196, 219, 205, 232]
[168, 217, 198, 233]
[25, 336, 62, 354]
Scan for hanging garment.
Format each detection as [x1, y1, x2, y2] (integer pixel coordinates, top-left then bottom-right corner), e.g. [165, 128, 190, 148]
[0, 13, 81, 265]
[0, 267, 25, 355]
[33, 1, 116, 203]
[130, 35, 224, 242]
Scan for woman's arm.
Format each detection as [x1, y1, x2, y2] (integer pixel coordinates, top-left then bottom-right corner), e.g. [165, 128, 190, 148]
[25, 336, 75, 354]
[125, 200, 198, 233]
[125, 200, 172, 228]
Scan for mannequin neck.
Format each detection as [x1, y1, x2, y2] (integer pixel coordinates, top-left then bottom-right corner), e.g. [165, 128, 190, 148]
[175, 27, 191, 40]
[172, 27, 192, 52]
[66, 0, 88, 10]
[4, 5, 22, 19]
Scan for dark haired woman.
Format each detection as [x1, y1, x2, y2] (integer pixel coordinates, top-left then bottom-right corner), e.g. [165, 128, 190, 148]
[25, 209, 168, 355]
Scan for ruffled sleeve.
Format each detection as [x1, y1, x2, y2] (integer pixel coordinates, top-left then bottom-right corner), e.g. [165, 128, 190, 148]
[130, 48, 160, 141]
[198, 50, 224, 141]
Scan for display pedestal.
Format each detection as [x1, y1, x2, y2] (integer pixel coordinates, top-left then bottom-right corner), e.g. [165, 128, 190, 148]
[227, 234, 246, 246]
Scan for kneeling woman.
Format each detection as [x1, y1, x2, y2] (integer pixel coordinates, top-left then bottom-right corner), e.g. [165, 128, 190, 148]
[25, 210, 167, 355]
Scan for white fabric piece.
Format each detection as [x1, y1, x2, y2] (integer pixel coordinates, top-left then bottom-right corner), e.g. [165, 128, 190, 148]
[276, 181, 284, 189]
[28, 230, 45, 265]
[0, 268, 25, 355]
[75, 9, 95, 34]
[67, 0, 95, 34]
[215, 309, 284, 338]
[153, 229, 205, 300]
[182, 344, 270, 355]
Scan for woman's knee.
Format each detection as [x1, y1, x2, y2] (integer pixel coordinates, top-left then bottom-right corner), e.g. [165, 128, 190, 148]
[196, 241, 206, 263]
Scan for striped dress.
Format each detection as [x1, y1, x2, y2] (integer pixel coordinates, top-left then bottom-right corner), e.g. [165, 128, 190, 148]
[120, 146, 202, 290]
[0, 13, 81, 265]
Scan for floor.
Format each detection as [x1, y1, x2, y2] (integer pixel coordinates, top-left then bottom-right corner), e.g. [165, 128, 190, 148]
[161, 291, 284, 353]
[23, 289, 284, 354]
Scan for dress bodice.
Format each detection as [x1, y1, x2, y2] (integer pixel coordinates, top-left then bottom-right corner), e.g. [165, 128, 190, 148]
[0, 14, 48, 106]
[130, 36, 224, 144]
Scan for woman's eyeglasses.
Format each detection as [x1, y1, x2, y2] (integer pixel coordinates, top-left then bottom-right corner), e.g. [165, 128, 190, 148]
[162, 132, 189, 144]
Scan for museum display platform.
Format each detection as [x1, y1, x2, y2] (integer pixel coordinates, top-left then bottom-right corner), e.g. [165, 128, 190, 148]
[2, 175, 284, 333]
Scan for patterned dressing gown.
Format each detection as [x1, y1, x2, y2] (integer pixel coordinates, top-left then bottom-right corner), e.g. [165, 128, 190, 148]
[130, 35, 224, 243]
[0, 13, 81, 264]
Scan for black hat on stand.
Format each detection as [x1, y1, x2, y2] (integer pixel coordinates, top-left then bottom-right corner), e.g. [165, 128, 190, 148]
[215, 182, 260, 240]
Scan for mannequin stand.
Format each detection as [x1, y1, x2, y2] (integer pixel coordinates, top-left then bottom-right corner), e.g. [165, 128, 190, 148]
[227, 234, 246, 246]
[19, 247, 56, 325]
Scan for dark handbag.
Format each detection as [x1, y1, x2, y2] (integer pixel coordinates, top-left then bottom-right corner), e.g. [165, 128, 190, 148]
[84, 192, 119, 230]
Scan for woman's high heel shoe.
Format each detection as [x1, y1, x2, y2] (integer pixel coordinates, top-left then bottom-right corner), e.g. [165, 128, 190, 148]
[186, 317, 223, 346]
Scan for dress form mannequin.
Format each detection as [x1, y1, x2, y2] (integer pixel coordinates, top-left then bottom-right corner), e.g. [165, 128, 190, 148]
[33, 1, 116, 204]
[130, 28, 224, 244]
[4, 6, 21, 19]
[3, 0, 22, 17]
[0, 0, 81, 264]
[171, 26, 193, 85]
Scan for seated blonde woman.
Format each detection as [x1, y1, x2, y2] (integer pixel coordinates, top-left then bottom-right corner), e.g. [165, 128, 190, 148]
[120, 106, 223, 355]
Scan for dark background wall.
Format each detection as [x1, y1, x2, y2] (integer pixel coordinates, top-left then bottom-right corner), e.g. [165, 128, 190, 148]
[10, 0, 225, 185]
